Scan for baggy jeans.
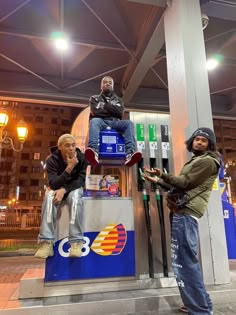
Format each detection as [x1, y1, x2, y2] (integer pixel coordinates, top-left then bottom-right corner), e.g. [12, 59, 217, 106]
[171, 214, 213, 315]
[38, 188, 84, 244]
[88, 118, 136, 154]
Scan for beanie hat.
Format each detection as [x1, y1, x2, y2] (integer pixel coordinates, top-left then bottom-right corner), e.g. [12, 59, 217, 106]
[185, 127, 216, 152]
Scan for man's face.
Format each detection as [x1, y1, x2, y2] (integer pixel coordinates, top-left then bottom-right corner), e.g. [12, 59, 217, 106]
[59, 138, 76, 159]
[192, 136, 209, 154]
[101, 77, 114, 93]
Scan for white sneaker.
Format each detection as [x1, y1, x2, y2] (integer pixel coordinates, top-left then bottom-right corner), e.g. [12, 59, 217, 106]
[69, 242, 83, 258]
[34, 241, 54, 259]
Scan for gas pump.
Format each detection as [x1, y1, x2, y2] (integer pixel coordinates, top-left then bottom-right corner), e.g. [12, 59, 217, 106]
[130, 112, 173, 279]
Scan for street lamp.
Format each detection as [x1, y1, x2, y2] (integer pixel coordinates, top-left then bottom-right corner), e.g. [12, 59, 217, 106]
[0, 108, 28, 161]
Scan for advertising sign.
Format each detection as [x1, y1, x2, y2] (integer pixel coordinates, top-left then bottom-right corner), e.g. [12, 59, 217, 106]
[84, 174, 120, 197]
[45, 199, 135, 282]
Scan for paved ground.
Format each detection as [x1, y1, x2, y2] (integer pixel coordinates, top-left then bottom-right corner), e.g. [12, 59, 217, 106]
[0, 256, 236, 314]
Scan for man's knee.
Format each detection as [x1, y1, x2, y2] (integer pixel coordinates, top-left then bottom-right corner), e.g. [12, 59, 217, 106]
[89, 118, 102, 126]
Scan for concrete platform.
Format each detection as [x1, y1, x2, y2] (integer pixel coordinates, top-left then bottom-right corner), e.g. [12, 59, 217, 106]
[1, 258, 236, 314]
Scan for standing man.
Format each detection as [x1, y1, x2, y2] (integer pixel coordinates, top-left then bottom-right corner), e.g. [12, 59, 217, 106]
[85, 76, 142, 167]
[143, 127, 220, 315]
[35, 134, 88, 259]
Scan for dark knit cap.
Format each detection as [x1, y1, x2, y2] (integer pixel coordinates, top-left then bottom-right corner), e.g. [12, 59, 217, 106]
[185, 127, 216, 152]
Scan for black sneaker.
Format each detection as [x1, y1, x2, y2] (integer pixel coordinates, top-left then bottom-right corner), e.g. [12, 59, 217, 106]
[125, 151, 142, 167]
[85, 147, 99, 166]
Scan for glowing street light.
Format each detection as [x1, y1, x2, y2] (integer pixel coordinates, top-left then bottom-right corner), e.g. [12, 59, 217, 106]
[0, 108, 28, 161]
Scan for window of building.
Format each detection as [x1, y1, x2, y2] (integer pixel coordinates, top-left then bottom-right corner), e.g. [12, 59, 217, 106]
[50, 130, 57, 136]
[23, 141, 31, 148]
[29, 193, 38, 200]
[61, 119, 70, 126]
[0, 162, 12, 171]
[35, 116, 43, 123]
[30, 179, 39, 186]
[52, 108, 58, 112]
[35, 128, 43, 135]
[34, 140, 42, 147]
[49, 141, 56, 147]
[20, 165, 28, 173]
[51, 118, 57, 124]
[19, 193, 27, 200]
[6, 150, 13, 157]
[60, 109, 64, 114]
[21, 153, 30, 160]
[33, 153, 40, 160]
[24, 116, 33, 122]
[19, 179, 28, 186]
[32, 166, 40, 173]
[0, 190, 8, 199]
[43, 107, 49, 111]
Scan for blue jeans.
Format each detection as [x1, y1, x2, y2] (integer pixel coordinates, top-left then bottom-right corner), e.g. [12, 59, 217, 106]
[171, 214, 213, 315]
[88, 118, 136, 154]
[38, 188, 84, 243]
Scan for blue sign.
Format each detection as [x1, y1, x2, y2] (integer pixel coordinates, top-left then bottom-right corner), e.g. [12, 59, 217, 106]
[99, 129, 126, 159]
[222, 200, 236, 259]
[45, 227, 135, 282]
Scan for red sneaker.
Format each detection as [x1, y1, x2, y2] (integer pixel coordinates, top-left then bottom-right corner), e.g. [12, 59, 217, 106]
[85, 148, 99, 166]
[125, 151, 142, 167]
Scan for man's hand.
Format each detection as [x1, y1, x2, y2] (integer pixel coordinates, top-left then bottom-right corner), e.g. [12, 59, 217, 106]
[66, 153, 78, 173]
[143, 166, 163, 177]
[53, 188, 66, 204]
[142, 172, 158, 184]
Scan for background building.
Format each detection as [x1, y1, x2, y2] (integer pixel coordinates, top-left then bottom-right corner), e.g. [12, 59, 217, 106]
[0, 101, 81, 213]
[1, 101, 236, 213]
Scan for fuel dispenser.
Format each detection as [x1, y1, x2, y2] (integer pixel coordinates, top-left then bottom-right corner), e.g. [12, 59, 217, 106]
[130, 112, 174, 279]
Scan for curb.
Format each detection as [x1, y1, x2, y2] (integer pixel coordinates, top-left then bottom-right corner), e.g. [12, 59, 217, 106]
[0, 250, 35, 257]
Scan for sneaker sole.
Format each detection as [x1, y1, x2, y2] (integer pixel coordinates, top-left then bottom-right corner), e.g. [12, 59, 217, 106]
[34, 252, 54, 259]
[69, 253, 82, 258]
[85, 148, 99, 166]
[125, 152, 142, 167]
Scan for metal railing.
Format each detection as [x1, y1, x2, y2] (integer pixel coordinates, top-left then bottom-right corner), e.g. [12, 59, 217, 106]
[0, 213, 41, 230]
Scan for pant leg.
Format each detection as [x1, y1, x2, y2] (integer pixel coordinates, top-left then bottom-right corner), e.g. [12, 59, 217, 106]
[171, 214, 212, 315]
[88, 118, 108, 151]
[38, 190, 58, 241]
[112, 120, 136, 154]
[66, 188, 85, 243]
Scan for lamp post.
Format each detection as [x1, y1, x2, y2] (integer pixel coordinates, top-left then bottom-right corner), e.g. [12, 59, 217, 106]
[0, 108, 28, 161]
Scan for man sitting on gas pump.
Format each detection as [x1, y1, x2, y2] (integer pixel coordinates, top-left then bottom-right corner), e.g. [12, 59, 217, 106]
[85, 76, 142, 167]
[35, 134, 88, 259]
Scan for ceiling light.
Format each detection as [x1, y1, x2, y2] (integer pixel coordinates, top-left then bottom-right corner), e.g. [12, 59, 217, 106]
[51, 32, 69, 51]
[54, 38, 69, 51]
[206, 58, 219, 70]
[206, 54, 224, 71]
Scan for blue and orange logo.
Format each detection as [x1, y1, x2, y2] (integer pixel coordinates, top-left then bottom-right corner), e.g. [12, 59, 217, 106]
[91, 223, 127, 256]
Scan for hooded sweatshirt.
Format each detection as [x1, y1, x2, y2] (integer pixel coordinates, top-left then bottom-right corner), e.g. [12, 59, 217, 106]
[46, 146, 88, 199]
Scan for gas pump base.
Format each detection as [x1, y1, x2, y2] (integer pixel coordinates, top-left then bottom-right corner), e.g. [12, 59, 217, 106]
[15, 267, 236, 315]
[19, 271, 177, 300]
